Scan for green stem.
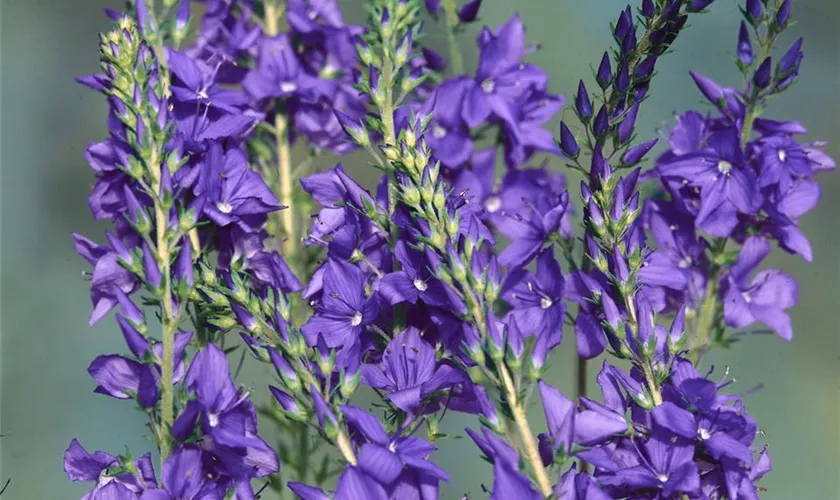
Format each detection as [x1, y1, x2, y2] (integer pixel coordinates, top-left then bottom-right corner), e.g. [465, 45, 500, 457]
[150, 152, 177, 467]
[263, 1, 297, 265]
[641, 361, 663, 406]
[689, 238, 726, 362]
[441, 0, 464, 75]
[689, 274, 719, 363]
[498, 364, 552, 497]
[336, 429, 358, 466]
[381, 61, 397, 146]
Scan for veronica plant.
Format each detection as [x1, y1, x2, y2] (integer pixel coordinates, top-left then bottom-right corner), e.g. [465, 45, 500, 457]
[66, 0, 831, 499]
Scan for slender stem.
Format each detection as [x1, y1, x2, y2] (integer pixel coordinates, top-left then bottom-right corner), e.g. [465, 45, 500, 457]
[689, 274, 719, 363]
[441, 0, 464, 75]
[575, 258, 593, 407]
[576, 356, 588, 402]
[275, 114, 295, 253]
[740, 107, 758, 149]
[381, 61, 397, 146]
[689, 227, 727, 362]
[151, 152, 176, 466]
[641, 361, 663, 406]
[498, 364, 552, 497]
[336, 429, 358, 466]
[264, 1, 296, 260]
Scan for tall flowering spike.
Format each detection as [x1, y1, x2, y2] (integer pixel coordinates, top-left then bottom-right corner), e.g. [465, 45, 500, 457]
[64, 0, 831, 498]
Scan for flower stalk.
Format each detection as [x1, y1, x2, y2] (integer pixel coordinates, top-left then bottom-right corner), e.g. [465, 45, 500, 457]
[441, 0, 464, 75]
[499, 363, 553, 496]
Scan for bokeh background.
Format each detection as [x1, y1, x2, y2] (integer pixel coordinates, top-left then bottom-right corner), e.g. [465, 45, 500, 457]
[2, 0, 839, 498]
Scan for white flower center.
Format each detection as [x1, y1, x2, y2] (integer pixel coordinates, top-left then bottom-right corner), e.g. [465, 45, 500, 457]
[678, 256, 692, 269]
[98, 472, 115, 487]
[388, 441, 398, 452]
[484, 195, 502, 213]
[657, 473, 669, 483]
[432, 125, 447, 139]
[208, 413, 219, 427]
[698, 428, 711, 440]
[350, 311, 363, 326]
[197, 88, 209, 100]
[777, 149, 787, 162]
[717, 160, 732, 174]
[308, 9, 318, 20]
[216, 201, 233, 214]
[413, 278, 428, 292]
[281, 82, 297, 93]
[540, 297, 553, 309]
[742, 291, 752, 303]
[481, 79, 495, 93]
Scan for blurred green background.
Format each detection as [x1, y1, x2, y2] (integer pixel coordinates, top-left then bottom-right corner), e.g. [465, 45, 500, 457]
[2, 1, 839, 498]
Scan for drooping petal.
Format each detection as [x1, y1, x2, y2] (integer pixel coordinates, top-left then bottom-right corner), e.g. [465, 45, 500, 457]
[358, 444, 402, 485]
[341, 405, 390, 445]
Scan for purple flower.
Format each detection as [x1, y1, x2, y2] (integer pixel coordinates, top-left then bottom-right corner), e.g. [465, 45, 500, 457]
[342, 406, 449, 488]
[194, 143, 279, 230]
[302, 259, 378, 348]
[289, 466, 387, 500]
[426, 78, 473, 168]
[88, 355, 159, 408]
[660, 127, 762, 237]
[139, 446, 221, 500]
[242, 35, 305, 100]
[722, 236, 798, 340]
[362, 328, 465, 413]
[490, 462, 542, 500]
[502, 90, 564, 168]
[463, 15, 547, 130]
[180, 344, 279, 480]
[639, 201, 707, 295]
[756, 135, 814, 190]
[73, 234, 139, 325]
[501, 249, 565, 342]
[287, 0, 346, 33]
[555, 468, 611, 500]
[378, 241, 460, 310]
[167, 49, 249, 113]
[496, 192, 569, 270]
[167, 50, 259, 148]
[64, 439, 155, 499]
[611, 429, 700, 497]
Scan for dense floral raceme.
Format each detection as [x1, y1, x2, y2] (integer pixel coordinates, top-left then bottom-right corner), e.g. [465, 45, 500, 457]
[66, 0, 831, 499]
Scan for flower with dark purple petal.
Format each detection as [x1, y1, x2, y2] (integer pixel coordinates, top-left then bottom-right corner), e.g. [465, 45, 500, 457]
[722, 236, 798, 340]
[362, 327, 465, 414]
[302, 259, 378, 348]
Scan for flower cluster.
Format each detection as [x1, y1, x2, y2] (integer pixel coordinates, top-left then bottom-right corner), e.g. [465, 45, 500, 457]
[66, 0, 830, 499]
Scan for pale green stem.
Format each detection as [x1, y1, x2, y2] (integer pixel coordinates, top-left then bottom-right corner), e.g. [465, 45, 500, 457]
[441, 0, 464, 75]
[150, 150, 177, 466]
[336, 429, 358, 466]
[264, 1, 296, 261]
[689, 275, 719, 363]
[498, 364, 553, 497]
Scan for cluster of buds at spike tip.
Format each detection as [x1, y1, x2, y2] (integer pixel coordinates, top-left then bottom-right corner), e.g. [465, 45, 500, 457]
[734, 0, 802, 97]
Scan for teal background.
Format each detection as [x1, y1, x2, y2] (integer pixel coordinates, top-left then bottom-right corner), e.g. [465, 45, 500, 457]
[1, 1, 838, 498]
